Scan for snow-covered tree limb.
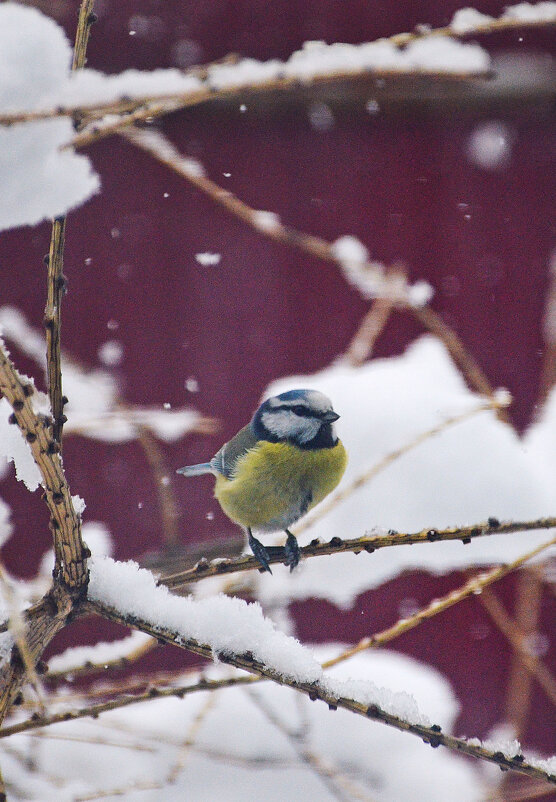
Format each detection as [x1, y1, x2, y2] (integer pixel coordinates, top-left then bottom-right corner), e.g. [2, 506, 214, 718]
[80, 559, 556, 785]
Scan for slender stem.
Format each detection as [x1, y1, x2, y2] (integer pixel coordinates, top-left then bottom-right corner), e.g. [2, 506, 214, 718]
[44, 217, 67, 445]
[160, 517, 556, 587]
[322, 533, 556, 668]
[44, 0, 96, 445]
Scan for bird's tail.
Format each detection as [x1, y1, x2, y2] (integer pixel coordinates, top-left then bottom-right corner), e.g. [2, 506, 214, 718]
[176, 462, 214, 477]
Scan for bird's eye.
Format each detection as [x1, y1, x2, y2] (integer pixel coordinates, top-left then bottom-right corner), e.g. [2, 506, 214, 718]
[293, 405, 306, 416]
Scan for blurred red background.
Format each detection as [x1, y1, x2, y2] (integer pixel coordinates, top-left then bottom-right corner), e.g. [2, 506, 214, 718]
[1, 0, 555, 767]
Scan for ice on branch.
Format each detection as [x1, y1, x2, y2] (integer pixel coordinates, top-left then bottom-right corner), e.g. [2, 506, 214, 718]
[0, 3, 99, 231]
[251, 336, 556, 608]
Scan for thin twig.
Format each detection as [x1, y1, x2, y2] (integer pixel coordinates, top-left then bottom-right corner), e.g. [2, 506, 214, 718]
[76, 598, 556, 785]
[46, 635, 157, 681]
[166, 692, 218, 783]
[160, 517, 556, 588]
[345, 279, 400, 366]
[248, 688, 374, 801]
[0, 674, 256, 739]
[124, 128, 413, 304]
[136, 427, 181, 546]
[44, 217, 67, 445]
[322, 534, 556, 668]
[295, 396, 511, 537]
[44, 0, 96, 445]
[480, 584, 556, 709]
[502, 569, 546, 733]
[410, 305, 509, 421]
[124, 129, 505, 408]
[2, 11, 554, 133]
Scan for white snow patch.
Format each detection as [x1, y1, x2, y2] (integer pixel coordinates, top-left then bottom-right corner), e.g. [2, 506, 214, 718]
[253, 211, 281, 233]
[450, 8, 495, 34]
[503, 2, 556, 22]
[0, 4, 99, 231]
[195, 252, 222, 266]
[89, 555, 430, 727]
[2, 649, 487, 800]
[0, 396, 42, 492]
[250, 336, 556, 608]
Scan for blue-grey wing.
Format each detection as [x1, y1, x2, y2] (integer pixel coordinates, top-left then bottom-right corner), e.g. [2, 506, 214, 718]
[210, 424, 259, 479]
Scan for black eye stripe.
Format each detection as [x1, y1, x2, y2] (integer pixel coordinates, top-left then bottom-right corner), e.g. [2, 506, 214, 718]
[273, 404, 319, 418]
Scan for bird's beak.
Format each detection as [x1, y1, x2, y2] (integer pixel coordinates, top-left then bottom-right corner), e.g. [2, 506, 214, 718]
[322, 410, 340, 423]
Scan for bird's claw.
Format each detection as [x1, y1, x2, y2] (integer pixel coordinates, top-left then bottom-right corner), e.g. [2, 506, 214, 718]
[248, 531, 272, 574]
[284, 531, 300, 572]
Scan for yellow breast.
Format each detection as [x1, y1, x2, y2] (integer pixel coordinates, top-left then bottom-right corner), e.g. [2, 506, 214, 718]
[214, 439, 347, 531]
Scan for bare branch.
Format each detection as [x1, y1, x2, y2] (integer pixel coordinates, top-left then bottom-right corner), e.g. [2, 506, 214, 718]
[160, 517, 556, 587]
[43, 0, 96, 447]
[0, 674, 256, 739]
[44, 217, 67, 445]
[0, 342, 87, 588]
[480, 585, 556, 710]
[124, 129, 504, 408]
[72, 0, 97, 73]
[322, 534, 556, 668]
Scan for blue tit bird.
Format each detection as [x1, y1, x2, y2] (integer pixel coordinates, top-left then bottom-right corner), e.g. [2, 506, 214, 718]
[177, 389, 347, 573]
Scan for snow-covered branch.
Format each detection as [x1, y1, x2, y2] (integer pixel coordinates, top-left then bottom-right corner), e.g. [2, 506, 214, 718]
[80, 555, 555, 784]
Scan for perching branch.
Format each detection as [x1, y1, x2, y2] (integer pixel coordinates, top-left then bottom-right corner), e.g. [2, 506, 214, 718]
[73, 597, 556, 785]
[159, 517, 556, 588]
[296, 395, 511, 535]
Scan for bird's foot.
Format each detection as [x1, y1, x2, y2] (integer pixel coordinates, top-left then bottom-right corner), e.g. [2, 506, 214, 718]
[284, 530, 300, 572]
[248, 530, 272, 574]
